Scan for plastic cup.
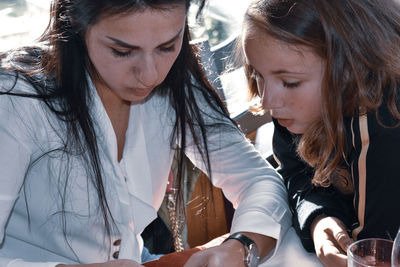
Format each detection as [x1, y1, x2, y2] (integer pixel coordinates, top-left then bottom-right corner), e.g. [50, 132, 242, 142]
[347, 238, 393, 266]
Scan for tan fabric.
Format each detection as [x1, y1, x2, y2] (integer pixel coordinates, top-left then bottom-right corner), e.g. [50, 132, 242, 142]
[352, 114, 369, 240]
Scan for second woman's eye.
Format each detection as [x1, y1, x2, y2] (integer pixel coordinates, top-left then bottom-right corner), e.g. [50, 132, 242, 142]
[159, 45, 175, 53]
[283, 81, 300, 88]
[111, 48, 132, 58]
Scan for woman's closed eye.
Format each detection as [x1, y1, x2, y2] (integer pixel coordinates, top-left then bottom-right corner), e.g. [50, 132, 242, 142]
[159, 45, 175, 53]
[111, 45, 175, 58]
[111, 48, 132, 58]
[283, 81, 301, 88]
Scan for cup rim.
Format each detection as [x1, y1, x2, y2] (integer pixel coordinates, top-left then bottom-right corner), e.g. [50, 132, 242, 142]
[347, 238, 394, 266]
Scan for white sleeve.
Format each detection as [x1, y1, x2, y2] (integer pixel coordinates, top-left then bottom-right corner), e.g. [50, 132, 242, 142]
[0, 96, 32, 242]
[183, 90, 291, 261]
[0, 92, 64, 267]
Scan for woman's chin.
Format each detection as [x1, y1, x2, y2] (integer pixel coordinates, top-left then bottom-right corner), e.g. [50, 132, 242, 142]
[285, 125, 305, 135]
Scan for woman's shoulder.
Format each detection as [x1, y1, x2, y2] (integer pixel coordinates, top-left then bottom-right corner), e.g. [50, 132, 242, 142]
[346, 100, 400, 144]
[0, 47, 49, 94]
[0, 71, 37, 95]
[0, 69, 45, 115]
[0, 70, 50, 127]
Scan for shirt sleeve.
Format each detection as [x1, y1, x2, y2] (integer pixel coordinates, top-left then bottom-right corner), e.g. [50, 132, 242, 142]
[272, 119, 355, 252]
[183, 89, 292, 261]
[0, 87, 63, 267]
[0, 95, 33, 242]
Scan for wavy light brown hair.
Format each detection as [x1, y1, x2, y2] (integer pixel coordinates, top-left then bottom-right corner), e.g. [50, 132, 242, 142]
[242, 0, 400, 190]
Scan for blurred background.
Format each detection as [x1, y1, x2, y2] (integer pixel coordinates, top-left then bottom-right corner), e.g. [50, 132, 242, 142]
[0, 0, 250, 51]
[0, 0, 49, 51]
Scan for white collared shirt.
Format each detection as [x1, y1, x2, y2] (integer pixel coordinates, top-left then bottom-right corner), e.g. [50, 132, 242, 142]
[0, 74, 291, 267]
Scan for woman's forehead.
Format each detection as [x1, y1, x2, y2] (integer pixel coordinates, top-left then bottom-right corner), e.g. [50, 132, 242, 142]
[86, 5, 186, 47]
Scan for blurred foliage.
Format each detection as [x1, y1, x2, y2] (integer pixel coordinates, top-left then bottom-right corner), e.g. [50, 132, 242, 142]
[188, 3, 231, 47]
[195, 17, 229, 46]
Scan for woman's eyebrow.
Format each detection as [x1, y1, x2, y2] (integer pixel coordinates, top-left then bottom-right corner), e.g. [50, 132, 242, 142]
[105, 27, 184, 49]
[271, 69, 307, 75]
[106, 36, 138, 49]
[157, 27, 184, 47]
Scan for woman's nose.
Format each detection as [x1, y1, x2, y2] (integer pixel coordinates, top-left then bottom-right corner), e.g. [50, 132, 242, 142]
[260, 82, 284, 110]
[137, 55, 158, 88]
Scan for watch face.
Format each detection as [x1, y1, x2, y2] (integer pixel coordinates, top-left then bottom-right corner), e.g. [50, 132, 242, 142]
[247, 243, 260, 267]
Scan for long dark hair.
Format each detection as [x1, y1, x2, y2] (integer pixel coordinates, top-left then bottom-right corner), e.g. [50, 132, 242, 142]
[243, 0, 400, 190]
[0, 0, 231, 255]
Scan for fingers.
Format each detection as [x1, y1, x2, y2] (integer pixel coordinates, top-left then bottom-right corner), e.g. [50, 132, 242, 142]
[314, 237, 347, 267]
[332, 226, 352, 253]
[317, 244, 348, 267]
[184, 250, 225, 267]
[184, 243, 244, 267]
[311, 216, 352, 267]
[312, 216, 353, 253]
[325, 216, 353, 253]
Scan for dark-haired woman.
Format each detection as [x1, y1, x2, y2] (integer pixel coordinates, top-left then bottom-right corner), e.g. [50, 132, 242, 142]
[241, 0, 400, 266]
[0, 0, 292, 266]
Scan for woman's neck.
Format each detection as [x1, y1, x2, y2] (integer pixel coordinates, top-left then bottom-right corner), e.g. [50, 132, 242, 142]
[95, 80, 131, 162]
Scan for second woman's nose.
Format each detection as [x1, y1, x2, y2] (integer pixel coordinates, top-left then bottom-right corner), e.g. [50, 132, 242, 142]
[260, 81, 284, 110]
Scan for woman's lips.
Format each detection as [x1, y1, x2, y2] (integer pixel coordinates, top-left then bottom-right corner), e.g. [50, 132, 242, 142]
[132, 87, 151, 96]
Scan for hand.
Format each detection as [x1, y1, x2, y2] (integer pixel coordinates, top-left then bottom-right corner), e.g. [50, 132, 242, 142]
[184, 237, 246, 267]
[56, 259, 144, 267]
[184, 232, 276, 267]
[311, 216, 353, 267]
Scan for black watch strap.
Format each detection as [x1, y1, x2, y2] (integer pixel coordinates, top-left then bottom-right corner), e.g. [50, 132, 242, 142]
[223, 233, 260, 267]
[224, 233, 255, 248]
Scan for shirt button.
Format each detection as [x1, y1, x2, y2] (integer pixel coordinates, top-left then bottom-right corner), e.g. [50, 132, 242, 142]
[113, 239, 121, 246]
[113, 251, 119, 259]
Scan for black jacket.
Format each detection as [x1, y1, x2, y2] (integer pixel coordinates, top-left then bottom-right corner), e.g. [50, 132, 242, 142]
[272, 103, 400, 252]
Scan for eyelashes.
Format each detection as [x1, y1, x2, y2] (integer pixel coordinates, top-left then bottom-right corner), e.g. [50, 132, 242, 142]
[159, 45, 175, 53]
[111, 45, 176, 58]
[250, 65, 305, 90]
[111, 48, 131, 58]
[251, 71, 301, 88]
[283, 81, 301, 88]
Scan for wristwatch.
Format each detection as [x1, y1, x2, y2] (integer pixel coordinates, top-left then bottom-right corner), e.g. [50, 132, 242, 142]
[224, 233, 260, 267]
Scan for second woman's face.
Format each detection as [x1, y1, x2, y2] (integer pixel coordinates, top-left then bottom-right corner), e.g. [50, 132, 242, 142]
[243, 27, 325, 134]
[85, 5, 186, 104]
